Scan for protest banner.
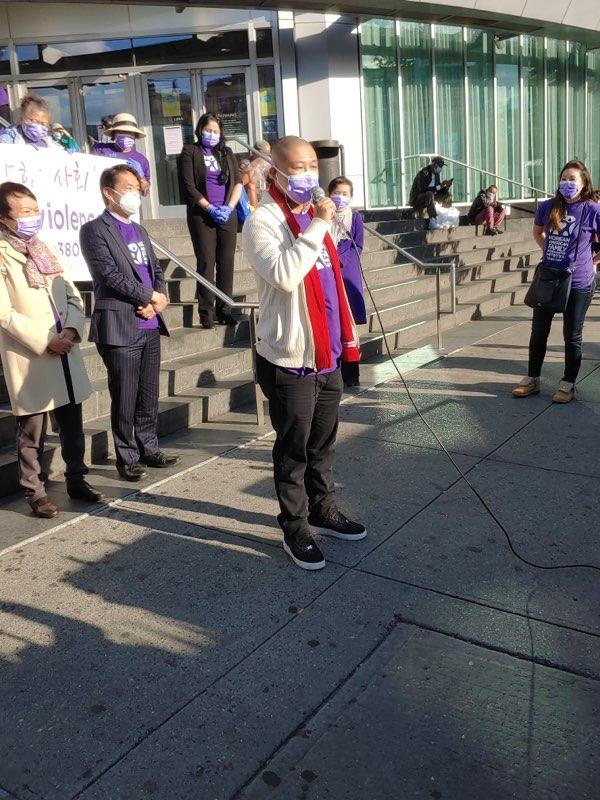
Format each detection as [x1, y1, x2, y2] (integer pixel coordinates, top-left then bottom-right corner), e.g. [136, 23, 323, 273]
[0, 144, 124, 281]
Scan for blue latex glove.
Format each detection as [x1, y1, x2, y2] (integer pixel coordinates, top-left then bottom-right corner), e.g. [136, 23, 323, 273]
[206, 204, 221, 221]
[217, 205, 233, 222]
[126, 158, 144, 178]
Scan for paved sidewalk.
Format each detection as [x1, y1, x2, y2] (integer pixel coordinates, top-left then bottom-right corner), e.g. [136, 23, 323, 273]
[1, 302, 599, 800]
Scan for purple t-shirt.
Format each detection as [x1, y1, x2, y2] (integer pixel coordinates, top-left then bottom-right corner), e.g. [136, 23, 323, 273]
[92, 142, 151, 183]
[202, 146, 227, 207]
[535, 199, 600, 289]
[280, 213, 342, 376]
[112, 215, 158, 331]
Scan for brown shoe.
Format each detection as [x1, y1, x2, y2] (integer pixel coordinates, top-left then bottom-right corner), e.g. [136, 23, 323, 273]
[552, 381, 574, 404]
[29, 496, 59, 519]
[66, 479, 106, 503]
[512, 377, 540, 398]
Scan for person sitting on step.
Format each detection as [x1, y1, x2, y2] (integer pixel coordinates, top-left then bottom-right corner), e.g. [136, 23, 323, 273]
[409, 156, 453, 229]
[428, 183, 459, 230]
[467, 185, 506, 236]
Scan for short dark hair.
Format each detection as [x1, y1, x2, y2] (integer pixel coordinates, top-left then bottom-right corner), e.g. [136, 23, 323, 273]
[328, 176, 353, 195]
[99, 164, 140, 204]
[0, 181, 37, 217]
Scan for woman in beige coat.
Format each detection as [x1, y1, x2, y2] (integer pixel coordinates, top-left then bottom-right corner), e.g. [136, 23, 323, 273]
[0, 181, 104, 518]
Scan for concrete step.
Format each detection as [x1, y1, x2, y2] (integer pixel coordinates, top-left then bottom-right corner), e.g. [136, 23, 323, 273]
[368, 275, 438, 307]
[0, 370, 257, 497]
[453, 245, 538, 268]
[77, 322, 250, 383]
[162, 346, 254, 395]
[366, 268, 531, 333]
[406, 231, 535, 263]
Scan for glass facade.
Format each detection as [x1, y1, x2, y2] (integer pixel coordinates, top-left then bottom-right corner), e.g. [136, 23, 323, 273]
[361, 19, 600, 207]
[361, 19, 401, 207]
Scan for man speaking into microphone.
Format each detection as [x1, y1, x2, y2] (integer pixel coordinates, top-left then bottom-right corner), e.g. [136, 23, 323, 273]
[242, 136, 366, 570]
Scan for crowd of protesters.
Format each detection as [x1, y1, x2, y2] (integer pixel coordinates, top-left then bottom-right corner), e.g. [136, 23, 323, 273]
[1, 96, 598, 570]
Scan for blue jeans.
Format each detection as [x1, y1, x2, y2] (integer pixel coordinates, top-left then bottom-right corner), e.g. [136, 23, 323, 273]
[528, 279, 596, 383]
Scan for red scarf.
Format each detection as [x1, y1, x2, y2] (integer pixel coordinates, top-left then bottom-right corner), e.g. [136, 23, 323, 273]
[269, 184, 360, 370]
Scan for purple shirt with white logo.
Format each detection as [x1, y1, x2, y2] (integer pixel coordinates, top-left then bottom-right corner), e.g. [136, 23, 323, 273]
[280, 212, 342, 376]
[202, 146, 227, 207]
[535, 199, 600, 289]
[112, 215, 159, 330]
[92, 142, 151, 183]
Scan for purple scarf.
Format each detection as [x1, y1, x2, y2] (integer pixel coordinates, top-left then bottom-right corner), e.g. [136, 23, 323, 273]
[0, 223, 63, 288]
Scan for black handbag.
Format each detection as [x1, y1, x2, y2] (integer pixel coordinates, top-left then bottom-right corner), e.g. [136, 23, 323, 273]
[524, 207, 586, 313]
[524, 265, 572, 312]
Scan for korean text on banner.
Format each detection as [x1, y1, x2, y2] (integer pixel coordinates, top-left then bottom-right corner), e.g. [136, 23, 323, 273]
[0, 144, 121, 281]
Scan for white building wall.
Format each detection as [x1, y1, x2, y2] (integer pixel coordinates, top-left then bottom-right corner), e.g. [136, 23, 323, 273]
[293, 13, 365, 206]
[0, 3, 275, 39]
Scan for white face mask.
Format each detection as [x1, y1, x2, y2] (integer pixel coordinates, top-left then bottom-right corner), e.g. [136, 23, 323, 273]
[113, 189, 141, 216]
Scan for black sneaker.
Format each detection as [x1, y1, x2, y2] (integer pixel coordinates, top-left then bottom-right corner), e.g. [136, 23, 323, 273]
[140, 451, 181, 468]
[283, 532, 326, 571]
[308, 508, 367, 541]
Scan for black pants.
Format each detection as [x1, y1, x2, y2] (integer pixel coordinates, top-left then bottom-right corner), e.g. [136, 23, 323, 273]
[412, 191, 437, 218]
[97, 329, 161, 466]
[256, 354, 343, 538]
[528, 280, 596, 382]
[17, 402, 87, 501]
[186, 208, 237, 321]
[341, 360, 360, 387]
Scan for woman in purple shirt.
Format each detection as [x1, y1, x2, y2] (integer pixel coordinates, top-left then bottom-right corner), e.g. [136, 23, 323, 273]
[328, 176, 366, 387]
[178, 113, 242, 328]
[513, 160, 600, 403]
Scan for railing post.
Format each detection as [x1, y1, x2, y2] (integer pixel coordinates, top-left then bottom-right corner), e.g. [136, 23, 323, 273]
[249, 307, 265, 426]
[436, 268, 443, 350]
[450, 261, 457, 315]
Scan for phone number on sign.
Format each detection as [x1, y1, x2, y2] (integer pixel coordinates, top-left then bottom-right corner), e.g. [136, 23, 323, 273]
[55, 241, 81, 258]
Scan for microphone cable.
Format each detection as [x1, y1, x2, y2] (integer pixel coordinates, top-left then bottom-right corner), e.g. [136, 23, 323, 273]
[335, 206, 600, 574]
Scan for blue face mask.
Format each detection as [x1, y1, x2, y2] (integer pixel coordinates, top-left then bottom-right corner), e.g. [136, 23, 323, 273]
[23, 122, 48, 143]
[558, 180, 581, 200]
[201, 131, 220, 148]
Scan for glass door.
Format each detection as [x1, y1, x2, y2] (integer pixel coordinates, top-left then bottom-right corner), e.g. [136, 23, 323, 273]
[81, 77, 128, 151]
[26, 81, 75, 141]
[201, 68, 251, 155]
[146, 73, 195, 215]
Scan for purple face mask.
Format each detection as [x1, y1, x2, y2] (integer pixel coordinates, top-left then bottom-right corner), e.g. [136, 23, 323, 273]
[285, 171, 320, 205]
[23, 122, 48, 143]
[201, 131, 220, 148]
[115, 134, 136, 151]
[331, 194, 350, 211]
[558, 180, 581, 200]
[15, 215, 43, 239]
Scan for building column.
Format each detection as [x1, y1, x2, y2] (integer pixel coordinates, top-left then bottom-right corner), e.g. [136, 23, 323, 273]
[293, 13, 366, 206]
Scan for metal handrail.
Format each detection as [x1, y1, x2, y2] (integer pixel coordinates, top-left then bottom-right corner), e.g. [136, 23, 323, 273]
[362, 223, 455, 348]
[403, 153, 551, 200]
[149, 236, 265, 426]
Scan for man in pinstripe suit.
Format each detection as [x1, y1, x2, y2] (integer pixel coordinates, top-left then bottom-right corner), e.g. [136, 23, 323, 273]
[80, 164, 180, 481]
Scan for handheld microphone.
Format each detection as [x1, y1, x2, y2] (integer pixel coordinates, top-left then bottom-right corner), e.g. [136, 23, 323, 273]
[311, 186, 326, 204]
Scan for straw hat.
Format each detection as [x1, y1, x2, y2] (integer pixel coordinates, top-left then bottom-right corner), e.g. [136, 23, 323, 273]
[108, 112, 145, 138]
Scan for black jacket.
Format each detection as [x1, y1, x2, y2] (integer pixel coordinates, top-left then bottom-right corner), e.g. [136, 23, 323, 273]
[178, 143, 242, 208]
[468, 190, 498, 223]
[409, 166, 440, 206]
[80, 210, 168, 346]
